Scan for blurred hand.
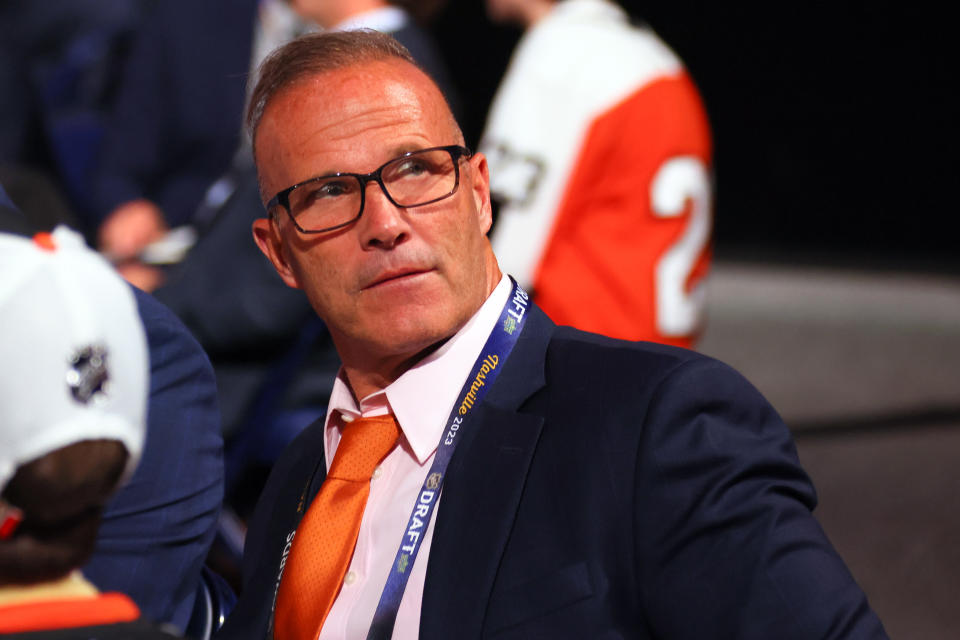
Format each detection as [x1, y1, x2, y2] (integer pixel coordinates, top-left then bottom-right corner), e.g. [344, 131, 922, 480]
[98, 200, 169, 262]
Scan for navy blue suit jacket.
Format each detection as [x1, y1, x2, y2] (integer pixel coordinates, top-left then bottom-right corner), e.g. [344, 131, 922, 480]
[84, 287, 225, 630]
[218, 304, 887, 639]
[92, 0, 258, 227]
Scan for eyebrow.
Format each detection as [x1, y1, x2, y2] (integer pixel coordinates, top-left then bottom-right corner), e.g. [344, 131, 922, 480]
[282, 143, 446, 197]
[386, 144, 431, 159]
[324, 144, 437, 176]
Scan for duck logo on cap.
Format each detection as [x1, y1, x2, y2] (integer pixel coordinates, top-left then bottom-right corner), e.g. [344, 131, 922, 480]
[66, 344, 110, 405]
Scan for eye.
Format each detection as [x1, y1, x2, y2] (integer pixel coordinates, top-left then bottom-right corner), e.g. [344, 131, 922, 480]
[304, 178, 357, 203]
[320, 179, 354, 197]
[394, 158, 431, 178]
[394, 150, 451, 179]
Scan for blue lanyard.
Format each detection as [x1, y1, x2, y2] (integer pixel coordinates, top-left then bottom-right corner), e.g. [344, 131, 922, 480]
[365, 278, 531, 640]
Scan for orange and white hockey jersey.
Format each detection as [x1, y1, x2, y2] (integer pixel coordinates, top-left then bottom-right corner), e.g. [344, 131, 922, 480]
[480, 0, 713, 347]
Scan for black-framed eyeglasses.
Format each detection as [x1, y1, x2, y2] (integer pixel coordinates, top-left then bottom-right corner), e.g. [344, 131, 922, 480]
[265, 145, 473, 234]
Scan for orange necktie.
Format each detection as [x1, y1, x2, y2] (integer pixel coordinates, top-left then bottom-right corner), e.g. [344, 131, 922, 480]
[274, 413, 401, 640]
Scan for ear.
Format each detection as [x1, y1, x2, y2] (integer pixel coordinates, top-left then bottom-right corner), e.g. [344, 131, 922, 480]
[252, 217, 302, 289]
[467, 152, 493, 235]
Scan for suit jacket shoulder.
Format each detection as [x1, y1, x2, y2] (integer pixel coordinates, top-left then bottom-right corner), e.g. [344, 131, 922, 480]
[424, 309, 887, 638]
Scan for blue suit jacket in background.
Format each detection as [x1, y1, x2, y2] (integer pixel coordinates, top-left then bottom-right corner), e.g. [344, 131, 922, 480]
[91, 0, 258, 227]
[217, 303, 888, 639]
[84, 287, 224, 631]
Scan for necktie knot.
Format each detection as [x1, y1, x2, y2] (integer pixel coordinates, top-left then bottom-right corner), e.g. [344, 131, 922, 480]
[327, 414, 400, 482]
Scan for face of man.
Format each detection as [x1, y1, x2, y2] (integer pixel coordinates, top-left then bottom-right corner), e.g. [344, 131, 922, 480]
[253, 58, 500, 391]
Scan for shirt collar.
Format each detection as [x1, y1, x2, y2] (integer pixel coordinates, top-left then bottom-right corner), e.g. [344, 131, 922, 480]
[332, 7, 409, 33]
[325, 275, 511, 465]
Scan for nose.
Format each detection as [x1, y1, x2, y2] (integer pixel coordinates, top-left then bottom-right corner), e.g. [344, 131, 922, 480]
[356, 178, 410, 250]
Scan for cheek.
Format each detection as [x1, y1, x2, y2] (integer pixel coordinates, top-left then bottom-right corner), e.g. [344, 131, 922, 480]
[288, 248, 350, 314]
[436, 217, 487, 287]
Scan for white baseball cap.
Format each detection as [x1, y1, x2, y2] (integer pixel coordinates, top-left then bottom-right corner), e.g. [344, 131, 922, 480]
[0, 226, 148, 495]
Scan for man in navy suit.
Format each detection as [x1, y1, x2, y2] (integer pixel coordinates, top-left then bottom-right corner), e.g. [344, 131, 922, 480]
[217, 30, 888, 639]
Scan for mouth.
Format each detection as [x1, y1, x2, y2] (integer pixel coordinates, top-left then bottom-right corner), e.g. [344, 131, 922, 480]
[363, 267, 434, 290]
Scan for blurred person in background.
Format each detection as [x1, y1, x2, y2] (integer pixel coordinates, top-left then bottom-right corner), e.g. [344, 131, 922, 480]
[480, 0, 713, 347]
[0, 0, 147, 233]
[0, 226, 176, 637]
[1, 185, 225, 634]
[285, 0, 458, 113]
[90, 0, 288, 288]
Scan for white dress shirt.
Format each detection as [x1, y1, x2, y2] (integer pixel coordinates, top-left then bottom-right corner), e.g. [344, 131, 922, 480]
[332, 6, 409, 33]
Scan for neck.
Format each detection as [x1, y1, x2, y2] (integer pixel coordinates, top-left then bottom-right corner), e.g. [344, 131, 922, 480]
[520, 0, 556, 27]
[342, 339, 448, 401]
[0, 570, 99, 606]
[320, 0, 390, 29]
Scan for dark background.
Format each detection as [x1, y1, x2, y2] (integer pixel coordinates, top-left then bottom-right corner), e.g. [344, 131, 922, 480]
[428, 1, 957, 273]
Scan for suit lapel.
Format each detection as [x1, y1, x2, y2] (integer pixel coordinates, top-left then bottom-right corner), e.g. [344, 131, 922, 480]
[419, 304, 554, 639]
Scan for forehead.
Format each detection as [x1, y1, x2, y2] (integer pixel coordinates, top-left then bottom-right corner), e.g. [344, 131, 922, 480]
[254, 59, 456, 179]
